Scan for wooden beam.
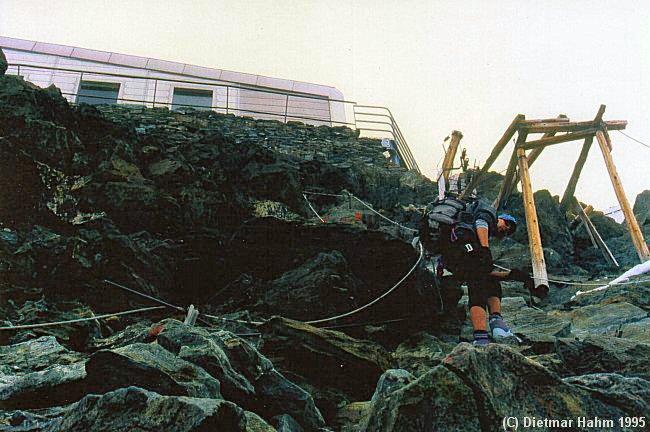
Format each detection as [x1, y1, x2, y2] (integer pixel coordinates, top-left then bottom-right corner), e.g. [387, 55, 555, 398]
[441, 130, 463, 183]
[560, 105, 606, 211]
[595, 129, 650, 262]
[508, 114, 568, 197]
[517, 147, 549, 290]
[460, 114, 524, 199]
[493, 132, 526, 209]
[520, 120, 626, 133]
[559, 136, 593, 211]
[577, 204, 619, 268]
[521, 128, 598, 150]
[518, 117, 571, 124]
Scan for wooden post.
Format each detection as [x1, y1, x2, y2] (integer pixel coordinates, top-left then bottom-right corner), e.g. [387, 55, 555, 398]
[493, 130, 527, 208]
[560, 106, 606, 211]
[576, 204, 619, 267]
[595, 129, 650, 262]
[509, 115, 567, 195]
[559, 136, 593, 211]
[460, 114, 524, 199]
[441, 130, 463, 184]
[517, 146, 549, 290]
[492, 150, 519, 208]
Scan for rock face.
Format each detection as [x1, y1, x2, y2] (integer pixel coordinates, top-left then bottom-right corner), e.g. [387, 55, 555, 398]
[443, 344, 629, 430]
[46, 386, 246, 432]
[360, 366, 481, 432]
[85, 342, 223, 399]
[2, 70, 650, 431]
[261, 317, 394, 401]
[156, 321, 326, 431]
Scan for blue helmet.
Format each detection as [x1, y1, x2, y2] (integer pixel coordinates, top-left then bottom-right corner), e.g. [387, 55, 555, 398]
[498, 213, 517, 234]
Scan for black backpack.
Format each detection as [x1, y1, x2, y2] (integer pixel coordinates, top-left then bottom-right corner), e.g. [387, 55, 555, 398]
[419, 197, 496, 252]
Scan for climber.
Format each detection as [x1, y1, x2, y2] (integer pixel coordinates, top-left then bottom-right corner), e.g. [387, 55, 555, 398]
[416, 197, 538, 345]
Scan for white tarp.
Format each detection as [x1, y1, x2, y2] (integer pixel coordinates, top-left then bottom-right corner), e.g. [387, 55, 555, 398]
[572, 260, 650, 299]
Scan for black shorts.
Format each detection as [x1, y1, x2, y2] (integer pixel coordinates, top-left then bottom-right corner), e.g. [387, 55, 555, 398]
[440, 227, 502, 309]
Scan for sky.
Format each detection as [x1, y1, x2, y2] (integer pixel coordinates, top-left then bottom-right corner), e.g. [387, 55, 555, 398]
[1, 0, 649, 210]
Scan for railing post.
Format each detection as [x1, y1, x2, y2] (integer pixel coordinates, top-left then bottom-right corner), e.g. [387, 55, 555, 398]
[17, 65, 21, 76]
[284, 94, 289, 123]
[226, 86, 229, 114]
[152, 79, 158, 108]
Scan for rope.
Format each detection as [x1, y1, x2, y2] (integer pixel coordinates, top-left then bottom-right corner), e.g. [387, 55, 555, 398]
[349, 194, 418, 232]
[617, 130, 650, 149]
[103, 279, 185, 312]
[302, 191, 346, 198]
[493, 264, 650, 287]
[304, 242, 423, 324]
[0, 306, 166, 331]
[204, 243, 424, 327]
[302, 193, 325, 222]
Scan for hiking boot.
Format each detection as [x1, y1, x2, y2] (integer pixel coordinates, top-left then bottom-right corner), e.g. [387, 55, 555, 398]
[489, 314, 515, 338]
[472, 331, 490, 346]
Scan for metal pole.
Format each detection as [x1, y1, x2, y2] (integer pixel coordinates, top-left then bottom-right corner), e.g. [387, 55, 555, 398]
[152, 79, 158, 108]
[226, 87, 229, 114]
[284, 94, 289, 123]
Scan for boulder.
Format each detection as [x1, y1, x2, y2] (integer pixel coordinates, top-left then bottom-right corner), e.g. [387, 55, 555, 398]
[443, 344, 629, 430]
[272, 414, 303, 432]
[360, 365, 481, 432]
[392, 332, 454, 376]
[334, 402, 371, 432]
[85, 343, 222, 398]
[564, 373, 650, 416]
[554, 335, 650, 378]
[0, 336, 87, 410]
[261, 317, 394, 401]
[156, 322, 255, 404]
[569, 280, 650, 312]
[264, 250, 363, 320]
[501, 297, 573, 339]
[562, 302, 649, 340]
[157, 323, 326, 431]
[44, 386, 245, 432]
[633, 190, 650, 226]
[245, 411, 278, 432]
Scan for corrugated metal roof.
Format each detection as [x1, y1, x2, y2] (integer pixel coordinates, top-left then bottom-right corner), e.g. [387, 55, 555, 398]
[0, 35, 342, 98]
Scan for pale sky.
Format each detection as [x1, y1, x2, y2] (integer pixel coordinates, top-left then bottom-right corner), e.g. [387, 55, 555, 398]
[1, 0, 649, 210]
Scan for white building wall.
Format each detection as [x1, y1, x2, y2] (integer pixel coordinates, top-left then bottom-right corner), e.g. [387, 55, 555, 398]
[1, 39, 348, 127]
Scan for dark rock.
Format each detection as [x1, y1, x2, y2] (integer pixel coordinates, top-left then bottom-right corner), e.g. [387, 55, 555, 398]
[244, 411, 278, 431]
[633, 190, 650, 226]
[85, 342, 222, 398]
[554, 335, 650, 378]
[0, 337, 87, 410]
[360, 365, 481, 432]
[443, 344, 629, 430]
[157, 323, 325, 431]
[43, 386, 246, 432]
[260, 250, 364, 320]
[562, 302, 649, 341]
[272, 414, 303, 432]
[569, 279, 650, 312]
[392, 332, 454, 376]
[0, 47, 7, 75]
[501, 297, 573, 339]
[564, 373, 650, 417]
[156, 321, 255, 404]
[334, 402, 371, 432]
[261, 317, 394, 401]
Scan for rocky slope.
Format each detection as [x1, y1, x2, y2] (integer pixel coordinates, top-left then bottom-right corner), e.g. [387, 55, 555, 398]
[1, 57, 649, 431]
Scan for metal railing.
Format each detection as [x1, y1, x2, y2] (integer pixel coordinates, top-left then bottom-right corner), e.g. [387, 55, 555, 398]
[7, 63, 420, 173]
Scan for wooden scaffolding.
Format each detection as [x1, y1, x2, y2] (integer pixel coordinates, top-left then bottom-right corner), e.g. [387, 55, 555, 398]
[457, 105, 649, 291]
